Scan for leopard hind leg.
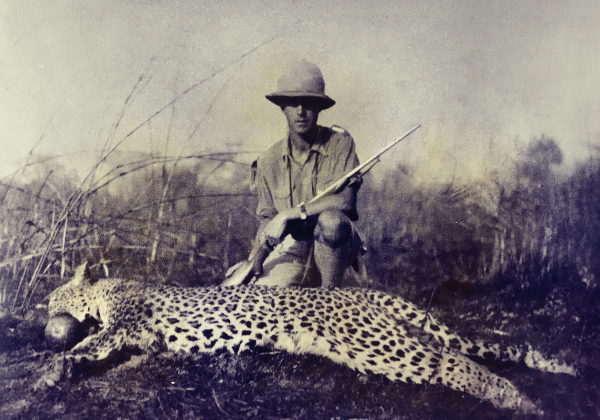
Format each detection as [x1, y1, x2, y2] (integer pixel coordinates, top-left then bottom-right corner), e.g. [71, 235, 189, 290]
[426, 349, 542, 414]
[367, 290, 575, 375]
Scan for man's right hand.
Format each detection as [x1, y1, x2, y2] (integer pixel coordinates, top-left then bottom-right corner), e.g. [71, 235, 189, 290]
[251, 213, 291, 278]
[260, 212, 290, 246]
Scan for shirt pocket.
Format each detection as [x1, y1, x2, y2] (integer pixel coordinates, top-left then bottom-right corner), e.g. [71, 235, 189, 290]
[317, 177, 335, 195]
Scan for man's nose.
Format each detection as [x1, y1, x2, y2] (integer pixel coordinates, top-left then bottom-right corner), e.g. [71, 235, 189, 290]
[295, 104, 306, 115]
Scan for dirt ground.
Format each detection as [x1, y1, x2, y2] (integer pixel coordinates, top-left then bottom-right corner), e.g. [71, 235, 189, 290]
[1, 278, 599, 420]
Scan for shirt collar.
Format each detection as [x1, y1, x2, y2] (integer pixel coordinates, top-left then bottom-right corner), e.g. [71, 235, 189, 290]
[281, 126, 329, 162]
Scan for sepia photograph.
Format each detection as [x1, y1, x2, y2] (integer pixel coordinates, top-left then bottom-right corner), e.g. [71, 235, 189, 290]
[1, 0, 599, 418]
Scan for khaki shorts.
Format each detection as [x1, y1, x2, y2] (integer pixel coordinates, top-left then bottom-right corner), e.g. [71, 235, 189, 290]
[253, 225, 367, 288]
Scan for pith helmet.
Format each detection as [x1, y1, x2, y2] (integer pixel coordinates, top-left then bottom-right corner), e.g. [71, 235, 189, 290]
[266, 60, 336, 110]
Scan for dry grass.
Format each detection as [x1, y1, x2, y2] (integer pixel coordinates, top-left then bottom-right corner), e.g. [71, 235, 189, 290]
[1, 95, 600, 419]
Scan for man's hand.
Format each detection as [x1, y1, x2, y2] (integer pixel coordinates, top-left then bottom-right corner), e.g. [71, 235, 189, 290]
[260, 212, 290, 245]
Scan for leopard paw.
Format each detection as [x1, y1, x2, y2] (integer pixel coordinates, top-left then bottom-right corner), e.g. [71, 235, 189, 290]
[33, 357, 73, 391]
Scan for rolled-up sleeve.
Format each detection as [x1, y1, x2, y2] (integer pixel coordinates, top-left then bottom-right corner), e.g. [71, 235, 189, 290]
[317, 131, 360, 192]
[332, 133, 359, 180]
[255, 157, 278, 228]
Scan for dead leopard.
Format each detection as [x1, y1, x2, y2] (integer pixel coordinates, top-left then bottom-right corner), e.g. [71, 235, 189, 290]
[41, 263, 575, 414]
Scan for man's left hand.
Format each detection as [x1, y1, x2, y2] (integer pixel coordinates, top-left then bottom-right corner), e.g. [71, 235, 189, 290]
[260, 212, 289, 245]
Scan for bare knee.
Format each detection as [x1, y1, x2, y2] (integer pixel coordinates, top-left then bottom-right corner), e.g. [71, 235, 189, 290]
[314, 210, 352, 248]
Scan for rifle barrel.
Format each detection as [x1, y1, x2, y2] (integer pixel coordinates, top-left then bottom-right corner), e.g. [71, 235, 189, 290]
[364, 124, 421, 167]
[309, 124, 421, 203]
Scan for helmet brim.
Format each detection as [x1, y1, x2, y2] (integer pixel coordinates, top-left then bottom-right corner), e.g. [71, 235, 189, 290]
[266, 91, 335, 110]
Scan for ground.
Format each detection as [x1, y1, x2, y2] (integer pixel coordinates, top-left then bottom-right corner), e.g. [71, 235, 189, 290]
[0, 278, 599, 420]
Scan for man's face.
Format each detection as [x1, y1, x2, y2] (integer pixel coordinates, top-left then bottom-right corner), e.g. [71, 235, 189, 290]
[280, 98, 321, 136]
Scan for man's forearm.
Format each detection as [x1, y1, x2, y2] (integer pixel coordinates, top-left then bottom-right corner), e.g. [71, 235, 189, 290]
[297, 186, 357, 220]
[257, 185, 357, 245]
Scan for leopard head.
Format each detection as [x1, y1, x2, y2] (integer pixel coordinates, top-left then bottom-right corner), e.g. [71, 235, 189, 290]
[47, 261, 93, 319]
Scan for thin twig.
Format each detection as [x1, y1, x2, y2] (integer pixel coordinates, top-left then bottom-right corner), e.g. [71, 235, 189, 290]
[121, 31, 282, 146]
[211, 388, 230, 417]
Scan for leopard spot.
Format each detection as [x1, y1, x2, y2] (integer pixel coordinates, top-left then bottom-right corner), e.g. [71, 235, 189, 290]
[449, 338, 461, 348]
[205, 339, 218, 349]
[483, 351, 496, 360]
[361, 330, 374, 339]
[467, 345, 480, 354]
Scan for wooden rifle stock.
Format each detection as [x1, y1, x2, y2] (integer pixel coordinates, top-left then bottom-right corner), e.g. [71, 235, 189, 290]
[251, 242, 272, 277]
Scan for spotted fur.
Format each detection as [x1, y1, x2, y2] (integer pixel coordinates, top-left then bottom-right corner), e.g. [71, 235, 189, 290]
[46, 265, 572, 414]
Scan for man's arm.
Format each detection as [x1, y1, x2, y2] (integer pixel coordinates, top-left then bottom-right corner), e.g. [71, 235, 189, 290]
[259, 178, 358, 244]
[252, 154, 278, 250]
[260, 129, 360, 244]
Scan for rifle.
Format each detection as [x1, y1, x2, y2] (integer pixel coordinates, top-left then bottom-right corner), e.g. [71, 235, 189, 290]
[222, 124, 421, 286]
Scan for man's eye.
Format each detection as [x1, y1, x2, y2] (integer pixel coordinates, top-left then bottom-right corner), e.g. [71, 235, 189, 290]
[284, 99, 319, 110]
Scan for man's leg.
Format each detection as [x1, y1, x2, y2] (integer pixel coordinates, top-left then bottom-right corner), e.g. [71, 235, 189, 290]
[313, 210, 353, 288]
[253, 236, 312, 287]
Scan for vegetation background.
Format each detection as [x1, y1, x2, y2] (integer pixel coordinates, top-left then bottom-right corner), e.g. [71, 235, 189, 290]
[1, 123, 599, 311]
[1, 0, 599, 417]
[0, 120, 599, 419]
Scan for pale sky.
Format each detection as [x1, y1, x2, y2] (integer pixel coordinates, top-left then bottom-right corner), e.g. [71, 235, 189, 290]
[1, 0, 599, 186]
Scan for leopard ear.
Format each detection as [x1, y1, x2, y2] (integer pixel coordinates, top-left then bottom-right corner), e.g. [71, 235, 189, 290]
[71, 261, 91, 286]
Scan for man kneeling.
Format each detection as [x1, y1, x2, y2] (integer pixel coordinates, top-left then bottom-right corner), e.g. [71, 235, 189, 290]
[246, 60, 366, 288]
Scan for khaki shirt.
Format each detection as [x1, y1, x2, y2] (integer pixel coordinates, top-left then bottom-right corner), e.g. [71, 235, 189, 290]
[254, 125, 360, 230]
